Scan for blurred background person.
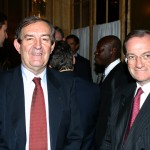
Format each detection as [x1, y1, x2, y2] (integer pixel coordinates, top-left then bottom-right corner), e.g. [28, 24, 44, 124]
[54, 26, 65, 41]
[66, 34, 92, 81]
[0, 11, 21, 70]
[0, 11, 7, 47]
[49, 40, 101, 150]
[94, 35, 133, 149]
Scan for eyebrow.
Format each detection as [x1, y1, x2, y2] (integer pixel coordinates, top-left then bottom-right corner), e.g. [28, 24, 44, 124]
[126, 51, 150, 56]
[24, 34, 51, 38]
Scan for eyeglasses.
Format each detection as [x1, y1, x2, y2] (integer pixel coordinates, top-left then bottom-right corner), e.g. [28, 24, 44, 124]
[125, 52, 150, 64]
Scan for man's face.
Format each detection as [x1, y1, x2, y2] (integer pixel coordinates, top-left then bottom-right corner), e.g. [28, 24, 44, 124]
[0, 21, 8, 47]
[94, 38, 112, 67]
[66, 38, 78, 54]
[14, 21, 55, 75]
[55, 30, 63, 41]
[126, 35, 150, 85]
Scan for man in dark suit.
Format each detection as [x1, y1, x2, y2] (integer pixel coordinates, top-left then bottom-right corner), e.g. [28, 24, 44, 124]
[0, 16, 82, 150]
[49, 40, 101, 150]
[94, 35, 133, 149]
[66, 34, 92, 81]
[101, 30, 150, 150]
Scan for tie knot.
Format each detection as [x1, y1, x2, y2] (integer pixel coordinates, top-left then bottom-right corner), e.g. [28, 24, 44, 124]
[33, 77, 41, 86]
[136, 87, 143, 97]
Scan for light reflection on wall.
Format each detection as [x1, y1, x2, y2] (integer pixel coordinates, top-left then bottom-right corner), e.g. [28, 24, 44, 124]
[32, 0, 46, 18]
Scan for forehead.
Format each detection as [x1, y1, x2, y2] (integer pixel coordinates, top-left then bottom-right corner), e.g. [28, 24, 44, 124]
[55, 30, 61, 36]
[66, 38, 75, 43]
[97, 38, 112, 47]
[21, 21, 51, 36]
[126, 35, 150, 54]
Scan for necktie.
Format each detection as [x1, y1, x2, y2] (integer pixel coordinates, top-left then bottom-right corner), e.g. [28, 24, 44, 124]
[29, 77, 47, 150]
[129, 87, 143, 129]
[96, 73, 102, 84]
[124, 87, 143, 143]
[99, 73, 105, 84]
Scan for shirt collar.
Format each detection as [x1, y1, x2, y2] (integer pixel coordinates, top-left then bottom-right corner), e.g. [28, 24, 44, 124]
[104, 58, 121, 77]
[21, 65, 46, 82]
[136, 82, 150, 96]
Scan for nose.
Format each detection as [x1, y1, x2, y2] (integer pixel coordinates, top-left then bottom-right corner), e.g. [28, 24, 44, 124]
[34, 38, 42, 49]
[135, 57, 144, 68]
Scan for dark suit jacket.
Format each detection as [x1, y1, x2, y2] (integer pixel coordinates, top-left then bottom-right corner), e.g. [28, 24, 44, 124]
[74, 54, 92, 82]
[0, 66, 83, 150]
[101, 83, 150, 150]
[60, 71, 101, 150]
[95, 62, 134, 149]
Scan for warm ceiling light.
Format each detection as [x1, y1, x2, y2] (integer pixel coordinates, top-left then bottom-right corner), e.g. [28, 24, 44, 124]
[32, 0, 46, 18]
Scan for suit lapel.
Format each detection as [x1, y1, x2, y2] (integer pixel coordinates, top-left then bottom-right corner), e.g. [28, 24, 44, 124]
[47, 69, 63, 150]
[124, 93, 150, 149]
[6, 66, 26, 150]
[114, 84, 136, 149]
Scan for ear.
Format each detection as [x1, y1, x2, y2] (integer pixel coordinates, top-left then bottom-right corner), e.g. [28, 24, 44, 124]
[111, 47, 117, 55]
[14, 39, 21, 54]
[73, 55, 76, 65]
[50, 42, 55, 54]
[125, 57, 127, 63]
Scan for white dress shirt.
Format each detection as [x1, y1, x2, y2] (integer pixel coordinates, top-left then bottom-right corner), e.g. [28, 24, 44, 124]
[104, 58, 121, 80]
[21, 65, 51, 150]
[136, 82, 150, 109]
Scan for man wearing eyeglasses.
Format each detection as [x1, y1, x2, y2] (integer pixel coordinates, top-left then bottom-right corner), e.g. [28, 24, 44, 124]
[101, 30, 150, 150]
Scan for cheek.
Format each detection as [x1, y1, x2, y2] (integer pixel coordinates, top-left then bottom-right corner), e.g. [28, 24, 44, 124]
[95, 55, 103, 64]
[128, 64, 134, 72]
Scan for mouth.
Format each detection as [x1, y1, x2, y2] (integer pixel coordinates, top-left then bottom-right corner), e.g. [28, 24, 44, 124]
[33, 52, 42, 56]
[31, 50, 43, 56]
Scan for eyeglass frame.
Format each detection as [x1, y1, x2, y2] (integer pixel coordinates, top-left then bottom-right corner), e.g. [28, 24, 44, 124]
[125, 51, 150, 64]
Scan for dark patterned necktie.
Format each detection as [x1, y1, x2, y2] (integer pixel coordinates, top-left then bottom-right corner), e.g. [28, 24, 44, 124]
[99, 73, 105, 85]
[29, 77, 47, 150]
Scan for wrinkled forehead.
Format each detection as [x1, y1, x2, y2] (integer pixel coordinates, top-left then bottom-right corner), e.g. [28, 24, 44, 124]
[21, 21, 51, 37]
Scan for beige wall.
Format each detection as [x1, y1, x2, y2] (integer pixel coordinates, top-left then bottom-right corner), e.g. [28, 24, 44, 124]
[1, 0, 150, 44]
[46, 0, 71, 37]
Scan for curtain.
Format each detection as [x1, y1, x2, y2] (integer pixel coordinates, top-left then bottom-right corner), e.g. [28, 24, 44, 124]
[71, 20, 120, 82]
[71, 26, 89, 59]
[92, 20, 120, 82]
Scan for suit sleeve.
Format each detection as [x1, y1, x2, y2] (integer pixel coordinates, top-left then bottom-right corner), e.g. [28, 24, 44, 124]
[100, 87, 122, 150]
[99, 120, 112, 150]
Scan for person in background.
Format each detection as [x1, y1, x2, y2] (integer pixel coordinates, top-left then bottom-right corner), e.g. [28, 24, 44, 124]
[94, 35, 133, 149]
[49, 40, 101, 150]
[66, 34, 93, 81]
[54, 26, 65, 41]
[0, 11, 21, 70]
[101, 30, 150, 150]
[0, 11, 8, 47]
[0, 16, 82, 150]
